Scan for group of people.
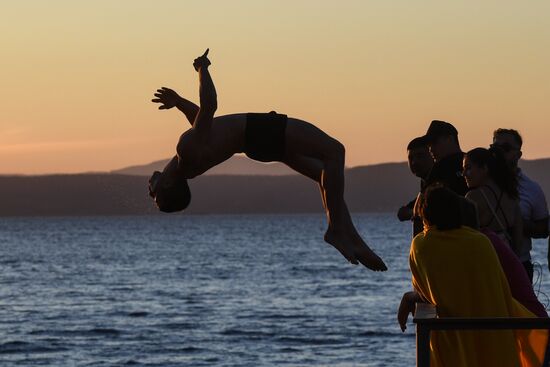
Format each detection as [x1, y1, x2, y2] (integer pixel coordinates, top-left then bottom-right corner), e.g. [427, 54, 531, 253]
[397, 121, 550, 366]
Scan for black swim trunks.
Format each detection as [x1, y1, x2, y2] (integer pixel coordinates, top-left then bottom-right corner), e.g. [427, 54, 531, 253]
[244, 111, 287, 162]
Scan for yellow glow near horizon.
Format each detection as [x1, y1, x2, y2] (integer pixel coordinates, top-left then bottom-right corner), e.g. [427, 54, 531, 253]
[1, 1, 549, 174]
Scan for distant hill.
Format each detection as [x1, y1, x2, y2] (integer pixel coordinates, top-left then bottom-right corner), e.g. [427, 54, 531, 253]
[111, 155, 295, 176]
[0, 163, 416, 216]
[1, 159, 550, 217]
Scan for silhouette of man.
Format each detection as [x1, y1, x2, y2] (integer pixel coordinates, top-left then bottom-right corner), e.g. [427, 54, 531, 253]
[493, 128, 549, 281]
[418, 120, 478, 229]
[397, 136, 433, 236]
[423, 120, 468, 195]
[148, 49, 386, 271]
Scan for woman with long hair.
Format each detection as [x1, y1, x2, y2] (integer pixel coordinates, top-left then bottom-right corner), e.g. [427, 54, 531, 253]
[463, 147, 523, 255]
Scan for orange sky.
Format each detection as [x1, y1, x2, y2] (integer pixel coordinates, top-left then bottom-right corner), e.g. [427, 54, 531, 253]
[1, 1, 549, 174]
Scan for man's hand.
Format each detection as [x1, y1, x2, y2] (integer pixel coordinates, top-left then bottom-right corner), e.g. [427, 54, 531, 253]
[397, 291, 420, 332]
[193, 48, 211, 71]
[397, 206, 413, 222]
[152, 87, 182, 110]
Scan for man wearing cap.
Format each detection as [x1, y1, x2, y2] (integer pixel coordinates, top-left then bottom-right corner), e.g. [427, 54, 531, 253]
[415, 120, 478, 230]
[492, 128, 549, 281]
[423, 120, 468, 195]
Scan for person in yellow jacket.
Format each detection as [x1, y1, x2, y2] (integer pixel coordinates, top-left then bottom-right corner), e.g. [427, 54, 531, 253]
[398, 185, 548, 367]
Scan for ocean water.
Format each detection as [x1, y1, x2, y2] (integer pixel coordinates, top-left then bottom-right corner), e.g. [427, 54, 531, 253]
[1, 213, 549, 367]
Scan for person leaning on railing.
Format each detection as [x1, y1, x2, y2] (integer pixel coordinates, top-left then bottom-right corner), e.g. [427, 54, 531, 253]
[398, 185, 548, 367]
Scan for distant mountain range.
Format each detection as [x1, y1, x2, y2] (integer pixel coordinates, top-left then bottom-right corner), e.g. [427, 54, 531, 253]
[1, 158, 550, 217]
[111, 155, 296, 176]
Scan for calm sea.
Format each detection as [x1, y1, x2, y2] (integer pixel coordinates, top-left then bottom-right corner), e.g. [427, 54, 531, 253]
[1, 213, 549, 366]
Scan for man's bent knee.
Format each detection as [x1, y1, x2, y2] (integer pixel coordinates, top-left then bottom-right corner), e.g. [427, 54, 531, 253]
[328, 140, 345, 161]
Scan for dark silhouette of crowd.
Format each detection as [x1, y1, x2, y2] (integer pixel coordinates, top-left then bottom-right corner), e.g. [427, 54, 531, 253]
[397, 121, 550, 367]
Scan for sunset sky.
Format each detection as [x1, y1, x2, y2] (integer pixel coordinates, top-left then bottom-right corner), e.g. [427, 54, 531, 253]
[1, 1, 549, 174]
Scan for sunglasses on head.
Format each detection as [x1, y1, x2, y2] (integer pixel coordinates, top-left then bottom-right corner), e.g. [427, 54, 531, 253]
[490, 143, 517, 153]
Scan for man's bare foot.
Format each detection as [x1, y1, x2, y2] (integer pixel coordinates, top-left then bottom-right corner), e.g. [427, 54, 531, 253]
[324, 228, 358, 264]
[350, 232, 388, 271]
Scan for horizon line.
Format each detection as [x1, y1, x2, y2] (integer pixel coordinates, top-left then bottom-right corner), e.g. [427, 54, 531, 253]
[2, 156, 550, 177]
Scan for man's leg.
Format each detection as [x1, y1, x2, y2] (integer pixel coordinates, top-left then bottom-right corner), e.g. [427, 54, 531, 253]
[283, 130, 347, 231]
[283, 154, 356, 263]
[283, 122, 387, 271]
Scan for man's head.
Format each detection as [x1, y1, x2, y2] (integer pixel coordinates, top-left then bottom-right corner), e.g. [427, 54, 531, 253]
[492, 128, 523, 170]
[423, 120, 461, 162]
[407, 136, 434, 180]
[148, 156, 191, 213]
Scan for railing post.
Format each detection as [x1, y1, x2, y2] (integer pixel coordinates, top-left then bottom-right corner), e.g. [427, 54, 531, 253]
[416, 323, 431, 367]
[414, 303, 437, 367]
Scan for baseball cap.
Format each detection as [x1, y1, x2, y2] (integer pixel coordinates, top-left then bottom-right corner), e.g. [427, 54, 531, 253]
[423, 120, 458, 142]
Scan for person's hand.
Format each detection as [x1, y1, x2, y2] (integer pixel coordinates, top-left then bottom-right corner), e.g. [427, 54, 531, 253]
[397, 206, 413, 222]
[151, 87, 181, 110]
[193, 48, 211, 71]
[397, 292, 417, 332]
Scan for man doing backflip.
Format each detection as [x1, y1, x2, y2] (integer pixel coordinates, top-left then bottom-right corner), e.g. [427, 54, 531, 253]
[148, 49, 387, 271]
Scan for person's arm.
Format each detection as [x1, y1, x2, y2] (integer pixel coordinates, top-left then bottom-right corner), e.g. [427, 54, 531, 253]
[397, 291, 424, 332]
[512, 203, 524, 256]
[397, 198, 416, 221]
[192, 49, 217, 140]
[152, 87, 199, 126]
[524, 183, 549, 238]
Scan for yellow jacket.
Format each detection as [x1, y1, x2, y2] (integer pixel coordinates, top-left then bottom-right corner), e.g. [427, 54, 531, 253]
[410, 226, 547, 367]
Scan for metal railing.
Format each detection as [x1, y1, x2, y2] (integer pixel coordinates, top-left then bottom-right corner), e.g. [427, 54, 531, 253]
[413, 303, 550, 367]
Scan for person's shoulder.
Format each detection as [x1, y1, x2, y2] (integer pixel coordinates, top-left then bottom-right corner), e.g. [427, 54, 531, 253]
[411, 231, 427, 250]
[528, 177, 545, 195]
[412, 230, 426, 241]
[519, 170, 540, 188]
[452, 227, 492, 251]
[463, 226, 487, 239]
[519, 171, 546, 197]
[410, 232, 428, 263]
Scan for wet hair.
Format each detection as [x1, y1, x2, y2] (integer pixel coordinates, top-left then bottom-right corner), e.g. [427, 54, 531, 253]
[420, 184, 462, 230]
[493, 128, 523, 148]
[466, 147, 518, 199]
[407, 137, 429, 151]
[154, 180, 191, 213]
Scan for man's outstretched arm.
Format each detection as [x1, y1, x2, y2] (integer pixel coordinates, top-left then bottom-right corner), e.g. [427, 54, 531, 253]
[152, 87, 199, 126]
[192, 49, 217, 140]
